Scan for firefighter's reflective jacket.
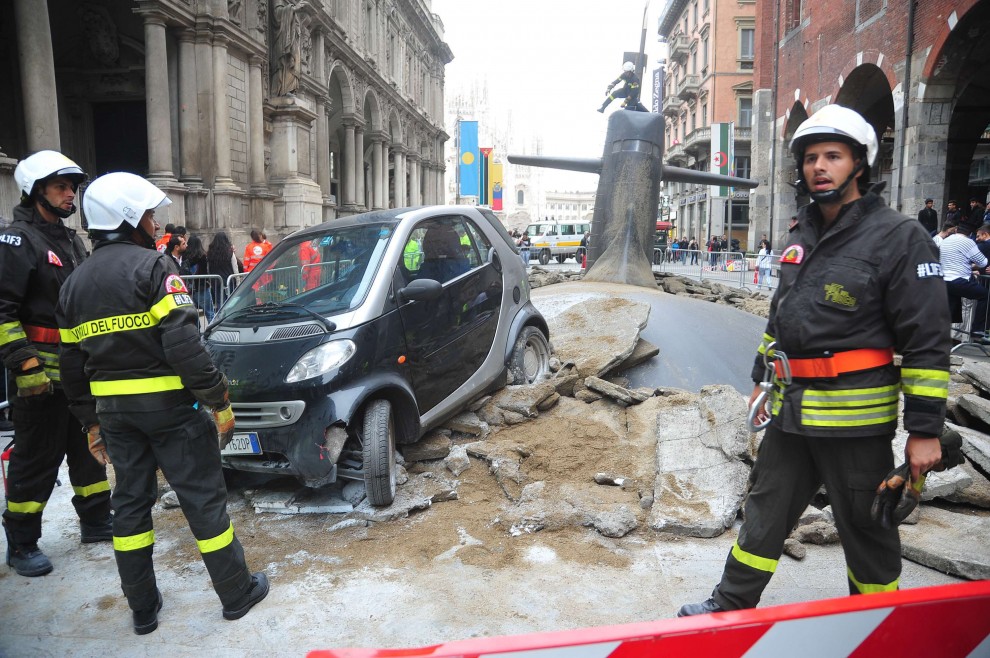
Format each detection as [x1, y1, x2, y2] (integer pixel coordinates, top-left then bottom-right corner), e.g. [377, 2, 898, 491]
[756, 190, 950, 438]
[56, 239, 227, 429]
[0, 205, 89, 384]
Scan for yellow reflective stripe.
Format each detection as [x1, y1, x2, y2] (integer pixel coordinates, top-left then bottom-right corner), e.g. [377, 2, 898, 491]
[802, 385, 900, 408]
[15, 371, 49, 388]
[7, 500, 47, 514]
[113, 530, 155, 552]
[901, 368, 949, 399]
[731, 540, 778, 573]
[60, 294, 190, 343]
[847, 567, 899, 594]
[756, 333, 774, 355]
[197, 522, 235, 554]
[38, 351, 61, 381]
[771, 380, 784, 415]
[72, 480, 111, 498]
[0, 321, 27, 346]
[801, 409, 899, 427]
[90, 375, 184, 396]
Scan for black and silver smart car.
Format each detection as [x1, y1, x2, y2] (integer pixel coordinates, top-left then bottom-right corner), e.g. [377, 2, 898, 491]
[204, 206, 551, 506]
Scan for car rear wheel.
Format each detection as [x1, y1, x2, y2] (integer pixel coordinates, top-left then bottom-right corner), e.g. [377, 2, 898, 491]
[362, 399, 396, 506]
[538, 249, 551, 265]
[508, 326, 551, 385]
[555, 254, 566, 264]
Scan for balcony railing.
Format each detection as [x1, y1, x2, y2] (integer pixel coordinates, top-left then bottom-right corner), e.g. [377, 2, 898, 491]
[665, 142, 686, 162]
[662, 94, 682, 117]
[669, 34, 690, 64]
[684, 127, 711, 153]
[676, 74, 701, 100]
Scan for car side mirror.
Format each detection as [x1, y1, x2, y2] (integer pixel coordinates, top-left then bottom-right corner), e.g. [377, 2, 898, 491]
[398, 278, 443, 303]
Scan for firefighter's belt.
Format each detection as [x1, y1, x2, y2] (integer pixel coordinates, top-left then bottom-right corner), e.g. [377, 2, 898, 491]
[23, 324, 60, 344]
[775, 347, 894, 380]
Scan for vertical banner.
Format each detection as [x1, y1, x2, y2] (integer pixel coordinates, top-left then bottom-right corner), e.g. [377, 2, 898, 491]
[459, 121, 479, 198]
[479, 147, 493, 205]
[651, 67, 664, 114]
[491, 162, 504, 211]
[710, 122, 734, 198]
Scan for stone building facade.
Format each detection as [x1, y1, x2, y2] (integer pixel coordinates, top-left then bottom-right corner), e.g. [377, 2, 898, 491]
[748, 0, 990, 248]
[658, 0, 756, 248]
[0, 0, 452, 248]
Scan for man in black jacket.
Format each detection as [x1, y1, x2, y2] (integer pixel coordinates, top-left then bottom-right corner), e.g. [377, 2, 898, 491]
[597, 61, 648, 113]
[56, 172, 268, 634]
[678, 105, 948, 617]
[1, 150, 112, 577]
[917, 198, 938, 236]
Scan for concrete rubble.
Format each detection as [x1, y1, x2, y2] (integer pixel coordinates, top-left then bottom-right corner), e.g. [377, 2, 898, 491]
[244, 293, 988, 583]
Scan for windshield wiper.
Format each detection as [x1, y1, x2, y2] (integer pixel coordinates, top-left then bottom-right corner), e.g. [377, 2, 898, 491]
[205, 302, 336, 337]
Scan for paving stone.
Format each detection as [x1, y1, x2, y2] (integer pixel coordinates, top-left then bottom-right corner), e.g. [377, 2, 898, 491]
[900, 506, 990, 580]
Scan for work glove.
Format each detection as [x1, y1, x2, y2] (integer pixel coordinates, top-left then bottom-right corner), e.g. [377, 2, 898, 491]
[871, 429, 966, 529]
[87, 424, 111, 466]
[15, 357, 51, 397]
[213, 401, 235, 450]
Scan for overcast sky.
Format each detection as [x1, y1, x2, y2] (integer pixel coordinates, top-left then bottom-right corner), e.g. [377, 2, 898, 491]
[431, 0, 665, 192]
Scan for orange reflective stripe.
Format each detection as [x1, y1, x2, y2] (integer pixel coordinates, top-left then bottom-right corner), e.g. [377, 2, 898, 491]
[776, 348, 894, 379]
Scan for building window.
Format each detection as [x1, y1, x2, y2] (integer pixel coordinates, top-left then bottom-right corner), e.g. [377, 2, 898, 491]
[691, 110, 696, 132]
[735, 156, 751, 179]
[701, 36, 709, 74]
[517, 190, 524, 205]
[786, 0, 805, 31]
[738, 97, 753, 127]
[703, 0, 709, 13]
[856, 0, 887, 28]
[692, 0, 698, 28]
[702, 103, 708, 127]
[739, 27, 755, 70]
[691, 47, 698, 74]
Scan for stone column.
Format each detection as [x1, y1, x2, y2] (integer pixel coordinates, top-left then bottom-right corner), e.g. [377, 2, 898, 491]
[407, 154, 420, 206]
[247, 56, 266, 191]
[212, 35, 235, 188]
[316, 97, 332, 199]
[342, 120, 357, 211]
[382, 142, 391, 207]
[13, 0, 60, 151]
[394, 148, 407, 207]
[371, 134, 384, 209]
[178, 31, 201, 185]
[144, 13, 175, 180]
[355, 124, 366, 210]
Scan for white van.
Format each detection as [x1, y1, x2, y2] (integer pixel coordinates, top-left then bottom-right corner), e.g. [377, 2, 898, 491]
[524, 220, 591, 264]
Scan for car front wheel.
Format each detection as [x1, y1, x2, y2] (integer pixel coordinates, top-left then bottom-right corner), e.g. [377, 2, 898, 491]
[362, 399, 396, 506]
[508, 326, 551, 385]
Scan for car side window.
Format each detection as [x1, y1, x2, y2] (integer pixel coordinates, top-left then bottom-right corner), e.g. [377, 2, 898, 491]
[560, 224, 574, 236]
[402, 217, 473, 285]
[462, 219, 492, 267]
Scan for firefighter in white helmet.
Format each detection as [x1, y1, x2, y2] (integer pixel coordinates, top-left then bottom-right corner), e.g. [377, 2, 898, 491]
[1, 150, 112, 578]
[598, 61, 648, 113]
[678, 105, 949, 616]
[56, 172, 269, 634]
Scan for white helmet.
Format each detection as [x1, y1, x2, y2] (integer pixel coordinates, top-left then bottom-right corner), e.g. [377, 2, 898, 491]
[789, 104, 878, 166]
[83, 172, 171, 231]
[14, 150, 87, 197]
[622, 61, 636, 72]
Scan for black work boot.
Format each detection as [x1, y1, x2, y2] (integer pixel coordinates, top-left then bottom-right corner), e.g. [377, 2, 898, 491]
[6, 543, 54, 577]
[677, 597, 725, 617]
[133, 589, 163, 635]
[80, 516, 113, 544]
[222, 572, 270, 620]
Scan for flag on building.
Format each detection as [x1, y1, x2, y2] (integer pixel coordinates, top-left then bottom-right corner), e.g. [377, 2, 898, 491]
[491, 162, 504, 211]
[459, 121, 479, 198]
[710, 122, 734, 199]
[479, 147, 493, 205]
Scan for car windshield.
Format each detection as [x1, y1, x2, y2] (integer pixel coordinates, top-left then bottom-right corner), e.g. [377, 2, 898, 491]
[217, 222, 394, 324]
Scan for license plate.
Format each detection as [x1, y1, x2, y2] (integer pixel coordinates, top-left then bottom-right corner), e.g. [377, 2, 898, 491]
[221, 432, 262, 456]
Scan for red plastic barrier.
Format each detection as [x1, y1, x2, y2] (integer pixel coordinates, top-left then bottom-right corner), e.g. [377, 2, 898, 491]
[309, 581, 990, 658]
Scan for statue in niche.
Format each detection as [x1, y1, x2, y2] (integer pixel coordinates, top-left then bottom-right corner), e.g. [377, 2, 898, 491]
[301, 26, 312, 75]
[271, 0, 303, 96]
[79, 4, 119, 67]
[228, 0, 243, 24]
[256, 0, 268, 43]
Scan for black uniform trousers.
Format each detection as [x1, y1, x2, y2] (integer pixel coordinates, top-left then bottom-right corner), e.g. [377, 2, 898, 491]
[100, 403, 252, 612]
[2, 386, 111, 546]
[712, 425, 901, 610]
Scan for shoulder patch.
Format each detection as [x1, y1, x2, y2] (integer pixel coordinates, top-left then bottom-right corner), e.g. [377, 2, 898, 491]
[780, 244, 805, 264]
[47, 250, 63, 267]
[0, 233, 22, 247]
[165, 274, 189, 294]
[916, 262, 943, 279]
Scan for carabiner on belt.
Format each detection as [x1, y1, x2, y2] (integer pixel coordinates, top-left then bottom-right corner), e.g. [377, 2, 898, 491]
[746, 341, 791, 432]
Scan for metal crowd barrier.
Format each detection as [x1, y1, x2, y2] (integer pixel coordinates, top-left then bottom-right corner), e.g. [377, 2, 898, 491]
[652, 249, 781, 292]
[227, 272, 248, 296]
[180, 274, 225, 327]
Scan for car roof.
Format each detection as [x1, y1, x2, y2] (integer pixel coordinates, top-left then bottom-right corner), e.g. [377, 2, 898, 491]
[287, 205, 491, 241]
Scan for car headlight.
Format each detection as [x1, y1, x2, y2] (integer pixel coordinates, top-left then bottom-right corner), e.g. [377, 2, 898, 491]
[285, 340, 356, 383]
